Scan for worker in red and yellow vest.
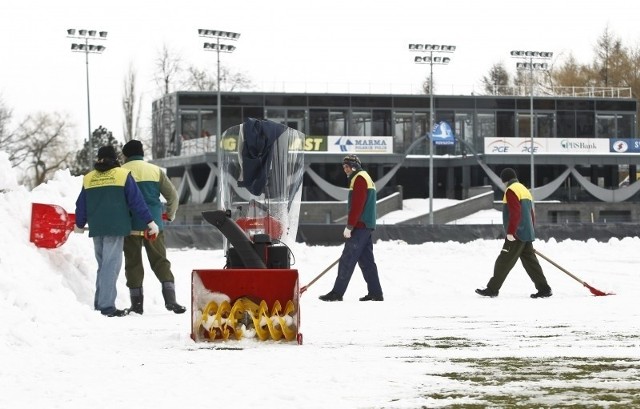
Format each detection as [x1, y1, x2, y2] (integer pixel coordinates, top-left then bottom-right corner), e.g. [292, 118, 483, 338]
[319, 154, 384, 302]
[476, 167, 552, 298]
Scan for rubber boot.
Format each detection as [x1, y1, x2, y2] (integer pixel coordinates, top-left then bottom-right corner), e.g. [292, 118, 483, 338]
[161, 281, 186, 314]
[130, 287, 144, 315]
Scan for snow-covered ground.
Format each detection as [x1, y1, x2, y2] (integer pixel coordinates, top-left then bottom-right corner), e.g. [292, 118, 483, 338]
[2, 152, 639, 408]
[378, 197, 503, 225]
[448, 208, 503, 224]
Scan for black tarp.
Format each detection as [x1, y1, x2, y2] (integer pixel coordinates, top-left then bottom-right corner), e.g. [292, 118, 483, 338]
[237, 118, 287, 196]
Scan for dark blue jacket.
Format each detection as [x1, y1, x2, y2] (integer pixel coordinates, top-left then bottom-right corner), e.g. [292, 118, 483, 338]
[237, 118, 286, 196]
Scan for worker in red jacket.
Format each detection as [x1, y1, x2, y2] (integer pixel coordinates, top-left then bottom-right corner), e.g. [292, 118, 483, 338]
[476, 167, 552, 298]
[319, 154, 384, 302]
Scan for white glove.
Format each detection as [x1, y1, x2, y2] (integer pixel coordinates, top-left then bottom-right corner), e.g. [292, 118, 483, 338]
[147, 221, 160, 237]
[73, 225, 85, 234]
[343, 227, 352, 239]
[506, 234, 516, 241]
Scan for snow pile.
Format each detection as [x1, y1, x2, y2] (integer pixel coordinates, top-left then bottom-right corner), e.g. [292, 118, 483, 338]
[0, 151, 19, 191]
[0, 154, 113, 350]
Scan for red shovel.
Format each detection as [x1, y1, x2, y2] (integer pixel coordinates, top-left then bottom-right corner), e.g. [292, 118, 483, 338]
[534, 249, 614, 296]
[29, 203, 163, 249]
[30, 203, 76, 249]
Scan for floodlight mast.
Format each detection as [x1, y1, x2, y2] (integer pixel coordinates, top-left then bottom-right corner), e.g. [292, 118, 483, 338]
[409, 43, 456, 224]
[510, 50, 553, 201]
[199, 29, 240, 212]
[67, 28, 107, 160]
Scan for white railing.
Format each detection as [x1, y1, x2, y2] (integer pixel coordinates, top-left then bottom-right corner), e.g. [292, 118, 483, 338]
[553, 86, 633, 99]
[248, 81, 633, 99]
[461, 85, 632, 99]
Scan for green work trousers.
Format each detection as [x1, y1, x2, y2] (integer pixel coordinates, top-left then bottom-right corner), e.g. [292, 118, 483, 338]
[486, 239, 550, 293]
[124, 231, 174, 289]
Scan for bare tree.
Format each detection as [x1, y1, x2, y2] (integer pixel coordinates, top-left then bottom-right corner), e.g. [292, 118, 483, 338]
[593, 26, 624, 87]
[623, 44, 640, 97]
[509, 63, 555, 96]
[0, 99, 32, 167]
[221, 66, 254, 91]
[516, 25, 640, 122]
[182, 64, 254, 91]
[0, 96, 15, 156]
[481, 63, 511, 95]
[13, 113, 74, 187]
[551, 53, 590, 87]
[122, 63, 141, 142]
[183, 66, 216, 91]
[153, 43, 182, 96]
[552, 26, 640, 102]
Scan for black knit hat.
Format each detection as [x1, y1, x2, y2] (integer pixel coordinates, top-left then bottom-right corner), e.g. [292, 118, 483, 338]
[122, 140, 144, 157]
[500, 167, 518, 183]
[97, 145, 118, 161]
[342, 154, 362, 170]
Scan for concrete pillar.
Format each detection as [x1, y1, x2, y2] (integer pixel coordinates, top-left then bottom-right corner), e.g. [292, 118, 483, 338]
[446, 166, 455, 199]
[590, 165, 598, 185]
[462, 165, 470, 199]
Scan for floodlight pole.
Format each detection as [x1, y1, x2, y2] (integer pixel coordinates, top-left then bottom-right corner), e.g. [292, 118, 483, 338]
[409, 43, 455, 224]
[429, 56, 434, 225]
[215, 36, 222, 210]
[67, 29, 107, 160]
[511, 50, 553, 200]
[84, 38, 92, 158]
[216, 36, 222, 180]
[529, 63, 534, 193]
[200, 29, 240, 212]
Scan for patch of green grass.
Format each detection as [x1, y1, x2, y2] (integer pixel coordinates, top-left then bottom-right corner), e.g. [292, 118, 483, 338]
[421, 357, 640, 407]
[527, 334, 560, 338]
[397, 336, 489, 349]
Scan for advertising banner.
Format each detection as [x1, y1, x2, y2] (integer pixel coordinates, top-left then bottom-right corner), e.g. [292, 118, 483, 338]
[610, 139, 640, 153]
[431, 121, 455, 146]
[485, 137, 611, 154]
[328, 136, 393, 154]
[484, 137, 543, 154]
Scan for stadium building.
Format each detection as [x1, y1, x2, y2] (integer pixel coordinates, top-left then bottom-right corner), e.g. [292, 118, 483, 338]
[151, 88, 640, 230]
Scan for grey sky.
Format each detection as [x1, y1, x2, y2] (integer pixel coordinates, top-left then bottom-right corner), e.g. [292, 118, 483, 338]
[1, 0, 637, 145]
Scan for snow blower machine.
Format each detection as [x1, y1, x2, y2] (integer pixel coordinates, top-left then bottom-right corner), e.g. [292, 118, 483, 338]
[191, 118, 306, 345]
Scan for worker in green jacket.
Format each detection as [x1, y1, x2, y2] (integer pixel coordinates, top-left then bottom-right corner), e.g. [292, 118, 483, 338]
[121, 140, 186, 315]
[75, 145, 158, 317]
